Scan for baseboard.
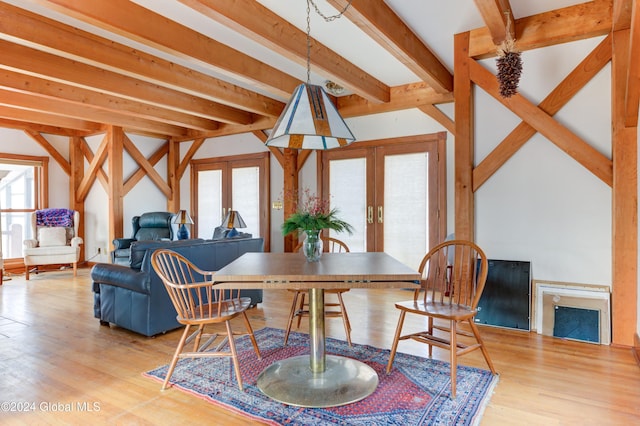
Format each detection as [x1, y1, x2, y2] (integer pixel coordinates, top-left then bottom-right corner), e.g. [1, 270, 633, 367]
[634, 333, 640, 367]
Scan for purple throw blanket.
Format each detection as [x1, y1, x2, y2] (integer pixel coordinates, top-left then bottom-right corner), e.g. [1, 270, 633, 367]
[36, 208, 75, 227]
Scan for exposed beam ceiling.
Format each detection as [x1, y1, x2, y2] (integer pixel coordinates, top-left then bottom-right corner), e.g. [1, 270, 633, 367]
[0, 0, 631, 140]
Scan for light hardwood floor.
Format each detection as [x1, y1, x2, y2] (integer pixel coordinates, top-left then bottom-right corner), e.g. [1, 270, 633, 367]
[0, 268, 639, 425]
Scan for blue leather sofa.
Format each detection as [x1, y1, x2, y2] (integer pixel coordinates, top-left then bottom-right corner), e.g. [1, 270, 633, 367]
[91, 237, 264, 336]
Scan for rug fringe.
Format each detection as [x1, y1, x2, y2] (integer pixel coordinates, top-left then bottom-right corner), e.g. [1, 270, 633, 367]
[471, 373, 500, 426]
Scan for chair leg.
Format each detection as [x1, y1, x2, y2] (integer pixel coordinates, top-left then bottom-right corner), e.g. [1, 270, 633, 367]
[336, 291, 352, 346]
[241, 311, 261, 359]
[72, 262, 77, 277]
[25, 264, 29, 280]
[427, 317, 434, 358]
[163, 324, 191, 391]
[192, 324, 205, 352]
[468, 319, 497, 374]
[386, 310, 406, 374]
[449, 320, 458, 399]
[296, 292, 306, 329]
[284, 291, 301, 346]
[225, 320, 243, 391]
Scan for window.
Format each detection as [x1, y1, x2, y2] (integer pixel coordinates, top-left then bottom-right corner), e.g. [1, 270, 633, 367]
[0, 154, 49, 260]
[191, 152, 270, 250]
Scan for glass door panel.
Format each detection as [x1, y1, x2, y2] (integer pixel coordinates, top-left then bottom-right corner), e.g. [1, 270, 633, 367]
[196, 169, 222, 239]
[231, 166, 260, 237]
[328, 157, 367, 252]
[383, 152, 429, 269]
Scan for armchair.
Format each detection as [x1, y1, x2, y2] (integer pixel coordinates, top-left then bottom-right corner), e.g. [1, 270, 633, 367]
[111, 212, 175, 265]
[23, 209, 83, 280]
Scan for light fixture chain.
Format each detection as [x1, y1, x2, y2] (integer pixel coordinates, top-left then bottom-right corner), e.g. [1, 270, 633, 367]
[306, 0, 311, 84]
[305, 0, 353, 84]
[308, 0, 353, 22]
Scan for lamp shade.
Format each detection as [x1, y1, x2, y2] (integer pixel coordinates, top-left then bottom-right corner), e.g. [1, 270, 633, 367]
[172, 210, 193, 225]
[221, 210, 246, 229]
[265, 83, 355, 150]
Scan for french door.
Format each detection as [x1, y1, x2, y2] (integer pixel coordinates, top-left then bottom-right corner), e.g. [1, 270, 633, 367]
[320, 134, 445, 269]
[191, 152, 269, 250]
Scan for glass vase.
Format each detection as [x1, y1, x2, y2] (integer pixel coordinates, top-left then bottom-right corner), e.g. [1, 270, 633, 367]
[303, 230, 323, 262]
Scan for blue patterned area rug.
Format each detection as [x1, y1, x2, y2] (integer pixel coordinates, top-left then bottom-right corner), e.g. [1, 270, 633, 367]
[144, 327, 498, 425]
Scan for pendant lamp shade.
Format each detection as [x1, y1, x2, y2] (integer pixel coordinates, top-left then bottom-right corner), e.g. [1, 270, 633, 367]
[265, 83, 355, 150]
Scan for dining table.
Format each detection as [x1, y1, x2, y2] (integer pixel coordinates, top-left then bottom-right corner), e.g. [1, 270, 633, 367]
[214, 251, 421, 408]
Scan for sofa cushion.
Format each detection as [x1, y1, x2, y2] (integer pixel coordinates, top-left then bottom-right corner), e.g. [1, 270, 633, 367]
[129, 238, 205, 270]
[38, 227, 67, 247]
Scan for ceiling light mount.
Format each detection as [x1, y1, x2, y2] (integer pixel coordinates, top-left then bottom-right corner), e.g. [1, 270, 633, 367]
[324, 80, 346, 96]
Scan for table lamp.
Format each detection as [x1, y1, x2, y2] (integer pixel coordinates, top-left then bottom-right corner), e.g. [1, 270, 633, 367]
[173, 210, 193, 240]
[220, 210, 246, 238]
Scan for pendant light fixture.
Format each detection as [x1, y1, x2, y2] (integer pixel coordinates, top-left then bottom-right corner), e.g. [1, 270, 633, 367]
[265, 0, 355, 150]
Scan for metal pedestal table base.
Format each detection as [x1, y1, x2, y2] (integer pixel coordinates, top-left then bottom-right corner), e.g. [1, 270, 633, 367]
[256, 354, 378, 408]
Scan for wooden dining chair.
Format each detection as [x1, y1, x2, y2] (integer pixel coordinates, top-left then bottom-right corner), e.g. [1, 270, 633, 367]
[284, 236, 352, 346]
[151, 249, 261, 391]
[386, 240, 497, 398]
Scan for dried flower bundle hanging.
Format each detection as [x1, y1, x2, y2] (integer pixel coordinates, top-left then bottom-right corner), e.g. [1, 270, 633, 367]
[496, 14, 522, 98]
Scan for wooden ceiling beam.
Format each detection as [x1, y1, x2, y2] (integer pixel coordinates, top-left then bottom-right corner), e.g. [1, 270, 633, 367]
[0, 89, 188, 138]
[0, 69, 220, 132]
[337, 82, 453, 117]
[0, 2, 282, 118]
[0, 107, 103, 134]
[329, 0, 453, 94]
[0, 44, 251, 128]
[37, 0, 300, 99]
[472, 0, 514, 45]
[468, 0, 613, 59]
[180, 0, 390, 103]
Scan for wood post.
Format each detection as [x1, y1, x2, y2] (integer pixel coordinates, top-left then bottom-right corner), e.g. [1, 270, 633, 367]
[69, 136, 85, 260]
[453, 32, 474, 241]
[283, 148, 298, 252]
[107, 126, 124, 251]
[611, 29, 638, 347]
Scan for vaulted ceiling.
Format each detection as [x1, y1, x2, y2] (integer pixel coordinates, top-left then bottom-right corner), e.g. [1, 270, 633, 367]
[0, 0, 632, 141]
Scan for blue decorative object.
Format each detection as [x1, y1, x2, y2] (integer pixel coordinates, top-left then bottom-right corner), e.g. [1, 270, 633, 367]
[172, 210, 193, 240]
[177, 223, 189, 240]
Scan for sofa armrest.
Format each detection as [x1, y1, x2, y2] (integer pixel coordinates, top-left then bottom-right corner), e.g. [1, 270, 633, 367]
[90, 263, 150, 294]
[71, 236, 83, 247]
[113, 238, 135, 250]
[23, 239, 37, 249]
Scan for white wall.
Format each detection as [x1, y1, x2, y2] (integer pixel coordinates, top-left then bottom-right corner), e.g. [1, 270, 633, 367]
[474, 37, 612, 285]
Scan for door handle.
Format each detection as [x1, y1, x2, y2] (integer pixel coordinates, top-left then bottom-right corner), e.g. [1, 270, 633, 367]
[367, 206, 373, 224]
[377, 206, 383, 224]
